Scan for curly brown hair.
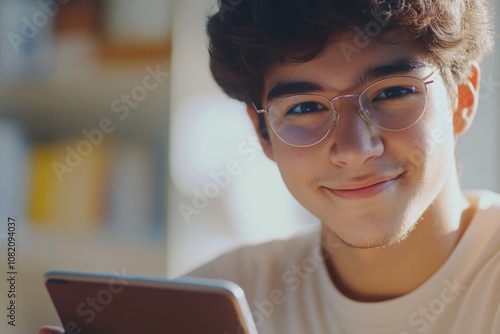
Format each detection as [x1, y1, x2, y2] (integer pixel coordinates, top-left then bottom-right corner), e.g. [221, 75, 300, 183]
[207, 0, 494, 105]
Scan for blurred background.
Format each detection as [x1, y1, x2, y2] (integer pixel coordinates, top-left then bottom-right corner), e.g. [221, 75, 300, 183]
[0, 0, 498, 332]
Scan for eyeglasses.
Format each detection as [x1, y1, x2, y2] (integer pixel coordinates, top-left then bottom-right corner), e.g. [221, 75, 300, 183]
[254, 71, 436, 147]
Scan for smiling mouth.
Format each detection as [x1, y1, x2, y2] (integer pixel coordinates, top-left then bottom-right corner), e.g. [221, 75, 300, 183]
[326, 175, 402, 200]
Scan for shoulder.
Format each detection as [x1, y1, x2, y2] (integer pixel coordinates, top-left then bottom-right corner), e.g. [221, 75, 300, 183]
[453, 190, 500, 288]
[456, 190, 500, 266]
[445, 190, 500, 333]
[186, 223, 321, 296]
[467, 190, 500, 242]
[470, 189, 500, 211]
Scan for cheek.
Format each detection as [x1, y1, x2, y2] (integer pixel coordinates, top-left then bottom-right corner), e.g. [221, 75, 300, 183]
[423, 81, 457, 148]
[399, 103, 456, 185]
[274, 147, 310, 178]
[271, 143, 320, 197]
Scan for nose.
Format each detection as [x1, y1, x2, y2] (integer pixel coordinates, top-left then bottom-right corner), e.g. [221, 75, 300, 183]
[328, 97, 384, 167]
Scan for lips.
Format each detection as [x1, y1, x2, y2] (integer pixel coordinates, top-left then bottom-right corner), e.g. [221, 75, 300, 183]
[325, 174, 402, 200]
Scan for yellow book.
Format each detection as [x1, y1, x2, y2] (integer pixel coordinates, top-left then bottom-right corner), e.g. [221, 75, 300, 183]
[53, 138, 110, 232]
[28, 138, 110, 232]
[28, 143, 65, 224]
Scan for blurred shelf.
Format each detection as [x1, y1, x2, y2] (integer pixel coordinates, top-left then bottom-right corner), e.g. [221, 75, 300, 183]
[0, 63, 170, 139]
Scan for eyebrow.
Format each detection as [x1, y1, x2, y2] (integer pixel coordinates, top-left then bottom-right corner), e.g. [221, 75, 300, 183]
[266, 81, 323, 102]
[355, 59, 428, 87]
[266, 59, 428, 102]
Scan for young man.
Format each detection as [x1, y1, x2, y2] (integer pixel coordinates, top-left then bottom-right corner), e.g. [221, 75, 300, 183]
[40, 0, 498, 333]
[189, 0, 499, 332]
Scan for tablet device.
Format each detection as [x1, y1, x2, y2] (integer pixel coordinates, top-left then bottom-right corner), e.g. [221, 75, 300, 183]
[44, 270, 258, 334]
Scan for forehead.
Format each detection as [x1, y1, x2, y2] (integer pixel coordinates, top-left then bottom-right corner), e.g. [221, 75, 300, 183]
[263, 38, 430, 101]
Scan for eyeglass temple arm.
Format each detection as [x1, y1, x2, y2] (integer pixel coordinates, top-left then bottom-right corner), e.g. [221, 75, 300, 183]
[423, 70, 437, 86]
[252, 103, 266, 114]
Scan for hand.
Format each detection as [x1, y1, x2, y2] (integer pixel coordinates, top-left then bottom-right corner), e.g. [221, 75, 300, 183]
[38, 326, 64, 334]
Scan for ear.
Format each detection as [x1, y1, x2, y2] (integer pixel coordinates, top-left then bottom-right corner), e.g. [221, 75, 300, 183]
[245, 104, 275, 161]
[453, 61, 480, 136]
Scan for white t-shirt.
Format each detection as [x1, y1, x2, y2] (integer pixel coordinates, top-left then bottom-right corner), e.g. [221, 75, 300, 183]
[188, 191, 500, 334]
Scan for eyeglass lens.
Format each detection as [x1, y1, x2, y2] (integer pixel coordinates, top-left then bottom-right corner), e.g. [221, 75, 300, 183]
[266, 76, 428, 147]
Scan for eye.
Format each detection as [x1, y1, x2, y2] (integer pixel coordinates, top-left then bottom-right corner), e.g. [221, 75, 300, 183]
[286, 101, 329, 115]
[373, 85, 417, 101]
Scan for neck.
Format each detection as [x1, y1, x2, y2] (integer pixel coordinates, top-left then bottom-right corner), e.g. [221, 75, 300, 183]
[321, 169, 476, 302]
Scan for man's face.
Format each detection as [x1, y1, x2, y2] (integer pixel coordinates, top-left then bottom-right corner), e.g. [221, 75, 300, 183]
[255, 39, 463, 249]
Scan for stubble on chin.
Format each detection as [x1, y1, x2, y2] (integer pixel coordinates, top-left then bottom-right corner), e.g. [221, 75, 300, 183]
[320, 214, 423, 250]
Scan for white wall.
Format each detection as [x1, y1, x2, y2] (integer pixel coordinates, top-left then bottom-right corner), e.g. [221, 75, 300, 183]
[458, 0, 500, 192]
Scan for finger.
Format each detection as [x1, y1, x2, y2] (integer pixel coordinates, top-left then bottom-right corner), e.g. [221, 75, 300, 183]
[38, 326, 65, 334]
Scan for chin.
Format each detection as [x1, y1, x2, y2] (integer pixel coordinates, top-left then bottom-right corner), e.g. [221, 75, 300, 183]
[326, 214, 419, 249]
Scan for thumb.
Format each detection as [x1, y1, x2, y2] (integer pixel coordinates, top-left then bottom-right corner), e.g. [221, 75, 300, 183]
[38, 326, 65, 334]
